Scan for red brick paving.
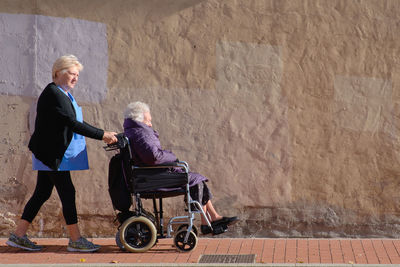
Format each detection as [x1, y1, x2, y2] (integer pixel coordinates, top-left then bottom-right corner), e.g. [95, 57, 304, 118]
[341, 239, 356, 264]
[1, 238, 400, 264]
[296, 239, 308, 263]
[384, 239, 400, 263]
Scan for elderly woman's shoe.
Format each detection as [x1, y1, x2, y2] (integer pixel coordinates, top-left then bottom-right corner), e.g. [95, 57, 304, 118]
[211, 216, 238, 226]
[201, 225, 212, 235]
[201, 217, 238, 235]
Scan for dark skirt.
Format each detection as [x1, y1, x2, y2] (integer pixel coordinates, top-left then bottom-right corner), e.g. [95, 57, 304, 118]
[189, 181, 212, 205]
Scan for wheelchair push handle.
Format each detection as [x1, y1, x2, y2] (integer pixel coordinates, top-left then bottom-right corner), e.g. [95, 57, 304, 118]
[103, 133, 128, 151]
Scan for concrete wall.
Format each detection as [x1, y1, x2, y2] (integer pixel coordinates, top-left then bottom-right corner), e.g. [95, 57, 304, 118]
[1, 0, 400, 238]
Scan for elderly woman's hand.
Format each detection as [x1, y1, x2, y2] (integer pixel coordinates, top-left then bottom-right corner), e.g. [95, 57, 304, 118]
[102, 131, 118, 144]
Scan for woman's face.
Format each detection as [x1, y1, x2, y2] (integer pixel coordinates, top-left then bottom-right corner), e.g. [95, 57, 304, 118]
[55, 66, 79, 91]
[143, 111, 152, 127]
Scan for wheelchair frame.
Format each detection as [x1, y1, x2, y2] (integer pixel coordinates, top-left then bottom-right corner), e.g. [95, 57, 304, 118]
[105, 133, 212, 252]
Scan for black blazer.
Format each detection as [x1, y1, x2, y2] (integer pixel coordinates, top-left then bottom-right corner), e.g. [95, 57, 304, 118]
[28, 83, 104, 170]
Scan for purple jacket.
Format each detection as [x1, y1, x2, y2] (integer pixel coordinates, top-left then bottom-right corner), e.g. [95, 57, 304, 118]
[123, 118, 207, 186]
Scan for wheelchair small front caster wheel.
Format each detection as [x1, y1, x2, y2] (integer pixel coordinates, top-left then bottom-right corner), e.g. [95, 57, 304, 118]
[176, 224, 199, 236]
[119, 216, 157, 253]
[115, 230, 125, 251]
[174, 229, 198, 252]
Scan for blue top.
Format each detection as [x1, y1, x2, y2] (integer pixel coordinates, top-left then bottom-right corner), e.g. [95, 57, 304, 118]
[32, 87, 89, 171]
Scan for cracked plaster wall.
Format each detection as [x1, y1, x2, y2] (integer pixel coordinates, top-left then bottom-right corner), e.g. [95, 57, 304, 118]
[1, 0, 400, 238]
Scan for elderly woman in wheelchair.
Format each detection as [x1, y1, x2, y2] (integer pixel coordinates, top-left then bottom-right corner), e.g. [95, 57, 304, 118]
[112, 101, 237, 252]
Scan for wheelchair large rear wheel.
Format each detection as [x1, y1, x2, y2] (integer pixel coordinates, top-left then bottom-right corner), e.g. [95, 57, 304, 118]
[115, 230, 125, 251]
[119, 216, 157, 253]
[174, 229, 198, 252]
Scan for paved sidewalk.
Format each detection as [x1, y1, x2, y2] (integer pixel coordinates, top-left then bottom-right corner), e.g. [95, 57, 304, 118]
[2, 237, 400, 266]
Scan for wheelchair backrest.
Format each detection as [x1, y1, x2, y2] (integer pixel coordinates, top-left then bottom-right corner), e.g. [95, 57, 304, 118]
[104, 133, 137, 192]
[117, 135, 136, 192]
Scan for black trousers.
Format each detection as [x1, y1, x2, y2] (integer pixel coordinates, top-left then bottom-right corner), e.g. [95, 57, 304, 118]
[21, 171, 78, 225]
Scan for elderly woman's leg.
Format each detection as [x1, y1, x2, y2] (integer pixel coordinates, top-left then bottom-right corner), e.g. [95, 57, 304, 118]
[201, 200, 223, 225]
[190, 181, 238, 234]
[200, 200, 238, 235]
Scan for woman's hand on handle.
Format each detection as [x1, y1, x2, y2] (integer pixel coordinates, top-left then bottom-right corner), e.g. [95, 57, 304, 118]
[103, 131, 118, 144]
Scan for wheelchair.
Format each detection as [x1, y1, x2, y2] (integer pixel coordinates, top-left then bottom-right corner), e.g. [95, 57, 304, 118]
[104, 133, 214, 252]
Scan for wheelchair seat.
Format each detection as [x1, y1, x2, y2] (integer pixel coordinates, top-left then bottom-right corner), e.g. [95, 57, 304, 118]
[140, 189, 186, 199]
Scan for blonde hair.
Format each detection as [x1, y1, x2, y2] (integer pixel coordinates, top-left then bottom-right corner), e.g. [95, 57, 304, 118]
[124, 101, 150, 122]
[52, 54, 83, 81]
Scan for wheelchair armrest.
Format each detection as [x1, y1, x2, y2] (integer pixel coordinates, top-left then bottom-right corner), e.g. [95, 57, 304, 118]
[178, 161, 189, 168]
[134, 161, 189, 173]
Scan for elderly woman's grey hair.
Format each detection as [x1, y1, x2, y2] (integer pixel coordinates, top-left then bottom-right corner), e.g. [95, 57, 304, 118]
[52, 54, 83, 81]
[124, 101, 150, 122]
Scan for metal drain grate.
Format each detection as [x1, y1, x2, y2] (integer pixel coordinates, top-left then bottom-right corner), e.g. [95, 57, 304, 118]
[198, 254, 256, 263]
